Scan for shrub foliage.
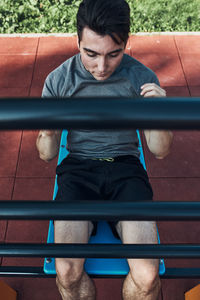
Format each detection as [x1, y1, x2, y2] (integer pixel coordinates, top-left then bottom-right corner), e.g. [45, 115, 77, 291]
[0, 0, 199, 34]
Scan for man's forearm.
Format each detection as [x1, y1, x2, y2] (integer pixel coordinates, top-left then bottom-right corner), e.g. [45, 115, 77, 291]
[144, 130, 173, 159]
[36, 130, 61, 162]
[141, 83, 173, 159]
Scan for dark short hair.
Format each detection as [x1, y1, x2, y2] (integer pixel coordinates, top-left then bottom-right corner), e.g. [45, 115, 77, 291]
[77, 0, 130, 45]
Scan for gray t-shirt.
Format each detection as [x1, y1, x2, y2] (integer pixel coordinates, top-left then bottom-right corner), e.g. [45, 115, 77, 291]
[42, 53, 159, 159]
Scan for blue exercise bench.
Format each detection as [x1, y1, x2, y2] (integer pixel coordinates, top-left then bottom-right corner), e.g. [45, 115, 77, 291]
[44, 130, 165, 276]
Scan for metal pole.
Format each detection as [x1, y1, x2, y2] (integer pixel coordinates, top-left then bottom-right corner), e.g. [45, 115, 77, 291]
[1, 243, 200, 258]
[163, 268, 200, 279]
[0, 266, 54, 278]
[1, 98, 200, 130]
[1, 201, 200, 221]
[1, 266, 200, 278]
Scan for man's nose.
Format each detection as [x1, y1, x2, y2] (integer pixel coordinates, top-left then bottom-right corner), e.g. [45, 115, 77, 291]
[97, 57, 107, 72]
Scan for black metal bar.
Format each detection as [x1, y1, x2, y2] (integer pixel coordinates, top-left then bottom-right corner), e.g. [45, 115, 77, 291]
[162, 268, 200, 279]
[1, 201, 200, 221]
[1, 98, 200, 130]
[1, 267, 200, 278]
[1, 243, 200, 258]
[0, 266, 55, 278]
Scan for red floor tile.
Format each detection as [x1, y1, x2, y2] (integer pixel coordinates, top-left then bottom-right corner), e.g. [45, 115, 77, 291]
[2, 219, 49, 267]
[175, 35, 200, 55]
[157, 221, 200, 269]
[12, 178, 55, 201]
[179, 53, 200, 86]
[151, 178, 200, 201]
[161, 278, 200, 300]
[189, 86, 200, 97]
[29, 86, 43, 97]
[129, 35, 186, 87]
[0, 88, 29, 98]
[0, 131, 22, 177]
[165, 86, 190, 97]
[157, 216, 200, 271]
[0, 178, 14, 200]
[164, 258, 200, 270]
[0, 55, 35, 88]
[157, 219, 200, 279]
[0, 37, 38, 54]
[31, 54, 71, 89]
[143, 131, 200, 178]
[16, 131, 57, 178]
[2, 256, 45, 268]
[0, 221, 7, 242]
[0, 278, 60, 300]
[158, 220, 200, 244]
[94, 278, 123, 300]
[4, 220, 49, 243]
[38, 36, 79, 56]
[130, 35, 177, 55]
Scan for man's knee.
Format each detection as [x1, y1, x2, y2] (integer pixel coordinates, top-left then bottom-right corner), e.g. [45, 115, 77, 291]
[129, 261, 160, 294]
[56, 259, 84, 290]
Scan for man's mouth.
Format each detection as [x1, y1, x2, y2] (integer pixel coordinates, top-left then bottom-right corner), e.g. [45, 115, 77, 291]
[96, 73, 108, 77]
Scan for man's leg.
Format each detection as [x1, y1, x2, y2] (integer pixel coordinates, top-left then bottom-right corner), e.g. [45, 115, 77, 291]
[55, 220, 96, 300]
[116, 221, 161, 300]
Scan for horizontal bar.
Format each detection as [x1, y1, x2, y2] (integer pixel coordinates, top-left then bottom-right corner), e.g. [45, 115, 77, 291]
[1, 98, 200, 130]
[1, 201, 200, 221]
[162, 268, 200, 279]
[1, 243, 200, 258]
[0, 266, 55, 278]
[1, 267, 200, 278]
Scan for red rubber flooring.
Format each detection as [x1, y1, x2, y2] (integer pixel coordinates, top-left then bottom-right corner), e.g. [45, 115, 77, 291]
[0, 34, 200, 299]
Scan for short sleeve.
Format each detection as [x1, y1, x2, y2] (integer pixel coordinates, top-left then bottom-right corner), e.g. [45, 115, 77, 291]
[42, 74, 57, 98]
[150, 72, 160, 86]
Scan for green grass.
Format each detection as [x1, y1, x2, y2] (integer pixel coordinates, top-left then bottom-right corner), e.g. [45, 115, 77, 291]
[0, 0, 199, 34]
[128, 0, 200, 32]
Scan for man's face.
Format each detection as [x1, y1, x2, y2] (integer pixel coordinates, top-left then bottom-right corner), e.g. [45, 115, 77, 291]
[78, 27, 125, 81]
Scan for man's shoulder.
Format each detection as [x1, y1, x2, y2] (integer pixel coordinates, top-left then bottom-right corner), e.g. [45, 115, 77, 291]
[43, 54, 80, 97]
[122, 54, 159, 85]
[47, 53, 79, 81]
[122, 54, 156, 76]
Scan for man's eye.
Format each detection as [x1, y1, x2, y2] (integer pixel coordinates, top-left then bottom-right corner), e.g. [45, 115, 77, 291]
[109, 53, 119, 58]
[86, 53, 96, 57]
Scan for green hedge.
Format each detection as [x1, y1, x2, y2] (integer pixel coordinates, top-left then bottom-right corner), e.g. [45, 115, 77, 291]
[0, 0, 199, 34]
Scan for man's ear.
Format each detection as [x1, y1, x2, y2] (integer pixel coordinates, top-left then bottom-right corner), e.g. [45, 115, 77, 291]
[77, 36, 80, 50]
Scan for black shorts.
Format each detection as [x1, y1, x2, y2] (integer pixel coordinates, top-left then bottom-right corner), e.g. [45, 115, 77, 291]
[55, 155, 153, 239]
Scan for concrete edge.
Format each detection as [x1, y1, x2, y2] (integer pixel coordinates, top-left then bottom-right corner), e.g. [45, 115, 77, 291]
[0, 32, 200, 38]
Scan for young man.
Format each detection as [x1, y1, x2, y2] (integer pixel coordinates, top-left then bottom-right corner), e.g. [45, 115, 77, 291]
[36, 0, 173, 299]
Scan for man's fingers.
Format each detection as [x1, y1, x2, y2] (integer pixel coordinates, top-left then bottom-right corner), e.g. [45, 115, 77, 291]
[39, 130, 58, 137]
[141, 90, 161, 98]
[140, 83, 166, 97]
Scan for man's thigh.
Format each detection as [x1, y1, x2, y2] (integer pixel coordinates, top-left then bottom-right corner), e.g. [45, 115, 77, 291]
[109, 164, 154, 238]
[116, 221, 159, 274]
[54, 220, 94, 272]
[55, 220, 94, 243]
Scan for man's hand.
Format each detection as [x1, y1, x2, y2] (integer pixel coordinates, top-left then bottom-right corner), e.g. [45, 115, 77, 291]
[140, 83, 166, 97]
[36, 130, 61, 162]
[40, 130, 56, 136]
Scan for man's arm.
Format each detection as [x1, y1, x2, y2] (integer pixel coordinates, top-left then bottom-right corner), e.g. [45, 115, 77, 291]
[36, 72, 62, 162]
[36, 130, 62, 162]
[141, 83, 173, 159]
